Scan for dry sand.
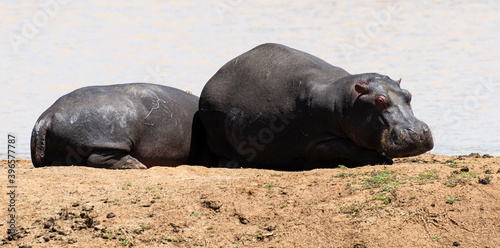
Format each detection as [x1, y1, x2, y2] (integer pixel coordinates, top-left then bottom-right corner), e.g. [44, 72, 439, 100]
[1, 153, 499, 247]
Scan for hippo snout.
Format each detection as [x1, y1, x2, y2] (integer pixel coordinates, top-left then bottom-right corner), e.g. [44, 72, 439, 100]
[418, 124, 433, 145]
[382, 121, 434, 158]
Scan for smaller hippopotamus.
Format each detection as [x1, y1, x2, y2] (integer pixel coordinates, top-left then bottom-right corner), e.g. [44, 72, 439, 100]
[31, 83, 206, 169]
[199, 43, 434, 170]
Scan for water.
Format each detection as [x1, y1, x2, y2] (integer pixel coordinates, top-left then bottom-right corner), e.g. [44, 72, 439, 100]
[1, 0, 499, 159]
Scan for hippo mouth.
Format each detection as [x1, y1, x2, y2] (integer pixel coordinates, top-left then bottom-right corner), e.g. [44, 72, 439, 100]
[379, 126, 434, 158]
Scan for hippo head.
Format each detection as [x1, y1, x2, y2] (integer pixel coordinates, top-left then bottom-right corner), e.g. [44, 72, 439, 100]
[342, 73, 434, 158]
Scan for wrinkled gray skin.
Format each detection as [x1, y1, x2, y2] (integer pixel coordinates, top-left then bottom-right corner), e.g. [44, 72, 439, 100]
[199, 43, 434, 170]
[31, 83, 206, 169]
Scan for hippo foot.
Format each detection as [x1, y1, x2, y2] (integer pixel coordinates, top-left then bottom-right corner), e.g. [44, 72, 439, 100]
[340, 149, 394, 166]
[361, 151, 393, 166]
[87, 151, 147, 169]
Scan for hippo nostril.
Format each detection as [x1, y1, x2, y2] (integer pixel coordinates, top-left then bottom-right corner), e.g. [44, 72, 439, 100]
[419, 126, 433, 145]
[422, 125, 429, 134]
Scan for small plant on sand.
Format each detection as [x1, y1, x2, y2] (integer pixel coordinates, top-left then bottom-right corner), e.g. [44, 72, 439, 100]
[165, 236, 179, 242]
[372, 194, 390, 204]
[103, 233, 113, 239]
[382, 184, 396, 191]
[335, 172, 350, 178]
[446, 197, 456, 204]
[432, 236, 440, 240]
[444, 171, 478, 187]
[339, 203, 363, 214]
[256, 231, 263, 240]
[192, 212, 203, 218]
[122, 182, 132, 190]
[338, 165, 348, 169]
[447, 162, 458, 168]
[265, 222, 277, 231]
[118, 238, 128, 245]
[418, 169, 440, 184]
[363, 170, 396, 189]
[307, 201, 318, 205]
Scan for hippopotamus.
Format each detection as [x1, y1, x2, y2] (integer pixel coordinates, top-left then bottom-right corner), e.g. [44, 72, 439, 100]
[31, 83, 208, 169]
[199, 43, 434, 170]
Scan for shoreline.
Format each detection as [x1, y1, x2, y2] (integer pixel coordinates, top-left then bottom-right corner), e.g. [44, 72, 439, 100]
[2, 152, 498, 169]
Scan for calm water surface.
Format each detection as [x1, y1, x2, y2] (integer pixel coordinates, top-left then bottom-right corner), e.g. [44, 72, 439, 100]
[1, 0, 499, 159]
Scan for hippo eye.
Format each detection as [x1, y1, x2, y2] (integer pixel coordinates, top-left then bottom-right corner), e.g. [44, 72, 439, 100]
[375, 95, 388, 108]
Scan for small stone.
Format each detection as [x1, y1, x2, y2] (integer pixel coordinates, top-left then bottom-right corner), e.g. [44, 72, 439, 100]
[43, 218, 55, 229]
[60, 228, 72, 236]
[55, 235, 67, 242]
[460, 167, 469, 172]
[67, 237, 77, 244]
[106, 212, 116, 218]
[82, 203, 94, 211]
[94, 225, 106, 232]
[497, 169, 500, 174]
[21, 228, 30, 235]
[482, 154, 493, 158]
[485, 170, 492, 174]
[478, 178, 490, 185]
[469, 153, 480, 158]
[453, 241, 460, 246]
[19, 245, 32, 248]
[72, 202, 80, 207]
[43, 236, 50, 242]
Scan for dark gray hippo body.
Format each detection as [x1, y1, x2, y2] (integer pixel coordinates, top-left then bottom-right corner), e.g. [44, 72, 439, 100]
[199, 43, 434, 170]
[31, 83, 206, 169]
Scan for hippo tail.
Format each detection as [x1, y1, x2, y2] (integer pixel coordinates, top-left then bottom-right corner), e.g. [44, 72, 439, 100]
[30, 116, 51, 167]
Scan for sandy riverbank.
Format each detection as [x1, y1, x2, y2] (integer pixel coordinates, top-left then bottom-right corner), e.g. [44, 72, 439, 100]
[1, 153, 499, 247]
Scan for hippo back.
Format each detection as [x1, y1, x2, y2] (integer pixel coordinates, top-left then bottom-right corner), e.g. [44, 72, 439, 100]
[201, 43, 349, 114]
[31, 83, 203, 168]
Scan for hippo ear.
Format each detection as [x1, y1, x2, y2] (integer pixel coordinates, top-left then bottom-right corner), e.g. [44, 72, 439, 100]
[354, 83, 369, 95]
[397, 78, 402, 85]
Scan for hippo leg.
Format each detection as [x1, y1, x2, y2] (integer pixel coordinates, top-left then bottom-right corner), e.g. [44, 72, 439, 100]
[311, 139, 393, 167]
[87, 150, 147, 169]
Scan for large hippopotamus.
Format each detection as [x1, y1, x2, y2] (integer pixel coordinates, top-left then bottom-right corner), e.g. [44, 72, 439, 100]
[199, 43, 433, 170]
[31, 83, 208, 169]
